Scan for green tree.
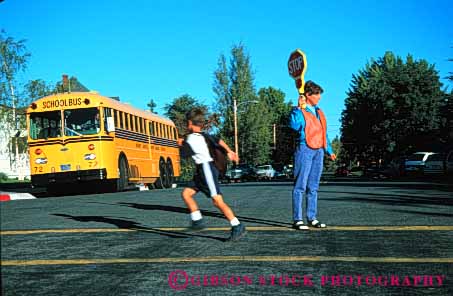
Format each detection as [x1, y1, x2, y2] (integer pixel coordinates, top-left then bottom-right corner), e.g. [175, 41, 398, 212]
[0, 30, 31, 168]
[24, 79, 53, 105]
[324, 136, 342, 172]
[341, 52, 444, 166]
[213, 43, 273, 165]
[213, 53, 232, 142]
[164, 94, 207, 136]
[258, 87, 294, 165]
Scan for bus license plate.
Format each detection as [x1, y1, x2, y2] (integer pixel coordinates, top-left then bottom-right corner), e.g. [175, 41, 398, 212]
[60, 164, 71, 171]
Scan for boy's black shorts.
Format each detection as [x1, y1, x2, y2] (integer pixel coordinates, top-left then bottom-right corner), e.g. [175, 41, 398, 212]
[189, 162, 222, 198]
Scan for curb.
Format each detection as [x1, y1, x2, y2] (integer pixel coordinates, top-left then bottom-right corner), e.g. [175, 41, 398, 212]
[0, 192, 37, 202]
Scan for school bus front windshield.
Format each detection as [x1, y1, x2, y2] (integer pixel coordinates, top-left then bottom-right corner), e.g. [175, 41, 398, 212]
[29, 107, 101, 139]
[29, 111, 62, 140]
[64, 107, 100, 136]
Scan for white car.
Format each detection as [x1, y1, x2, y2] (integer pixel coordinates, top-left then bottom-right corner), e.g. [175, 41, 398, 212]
[404, 152, 436, 174]
[424, 153, 445, 175]
[255, 165, 275, 180]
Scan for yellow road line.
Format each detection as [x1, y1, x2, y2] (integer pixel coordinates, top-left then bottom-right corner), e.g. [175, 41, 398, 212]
[2, 225, 453, 235]
[2, 256, 453, 266]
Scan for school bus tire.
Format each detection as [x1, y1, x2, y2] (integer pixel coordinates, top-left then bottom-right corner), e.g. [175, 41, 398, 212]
[165, 159, 174, 189]
[117, 155, 129, 191]
[155, 158, 167, 189]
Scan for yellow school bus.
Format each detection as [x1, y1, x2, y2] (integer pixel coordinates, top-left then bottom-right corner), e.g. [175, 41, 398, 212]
[26, 92, 180, 192]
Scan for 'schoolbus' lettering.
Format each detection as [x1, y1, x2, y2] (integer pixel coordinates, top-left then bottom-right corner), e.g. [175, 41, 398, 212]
[42, 98, 83, 109]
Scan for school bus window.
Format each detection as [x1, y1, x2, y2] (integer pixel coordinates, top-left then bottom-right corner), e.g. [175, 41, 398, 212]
[113, 110, 118, 127]
[154, 122, 158, 137]
[134, 116, 139, 132]
[140, 118, 144, 134]
[173, 127, 177, 140]
[103, 108, 112, 132]
[125, 113, 129, 130]
[29, 111, 62, 140]
[165, 125, 169, 139]
[159, 123, 163, 138]
[118, 111, 124, 129]
[149, 122, 154, 136]
[168, 126, 173, 139]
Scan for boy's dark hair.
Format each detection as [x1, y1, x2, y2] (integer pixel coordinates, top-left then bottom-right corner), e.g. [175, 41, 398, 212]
[185, 107, 206, 127]
[304, 81, 323, 95]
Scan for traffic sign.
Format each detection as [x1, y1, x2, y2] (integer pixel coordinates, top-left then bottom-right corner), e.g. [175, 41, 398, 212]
[288, 49, 307, 94]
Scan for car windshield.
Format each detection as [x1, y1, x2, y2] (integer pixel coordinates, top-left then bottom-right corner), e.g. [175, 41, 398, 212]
[64, 108, 100, 136]
[427, 154, 444, 161]
[257, 165, 270, 170]
[407, 154, 426, 161]
[29, 111, 62, 140]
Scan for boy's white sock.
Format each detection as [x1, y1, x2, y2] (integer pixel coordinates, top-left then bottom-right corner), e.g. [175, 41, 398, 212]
[230, 217, 240, 227]
[190, 210, 202, 221]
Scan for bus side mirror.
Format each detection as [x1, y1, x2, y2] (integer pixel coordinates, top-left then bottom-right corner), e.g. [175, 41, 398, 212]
[106, 117, 115, 133]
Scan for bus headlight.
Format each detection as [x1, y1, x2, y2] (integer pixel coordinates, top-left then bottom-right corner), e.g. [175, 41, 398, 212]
[35, 158, 48, 164]
[84, 154, 96, 160]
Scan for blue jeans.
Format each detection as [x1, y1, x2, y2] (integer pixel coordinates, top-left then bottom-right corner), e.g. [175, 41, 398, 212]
[292, 144, 324, 222]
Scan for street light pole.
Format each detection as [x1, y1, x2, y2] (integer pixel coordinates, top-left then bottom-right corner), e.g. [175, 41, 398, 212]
[233, 99, 239, 159]
[233, 99, 259, 161]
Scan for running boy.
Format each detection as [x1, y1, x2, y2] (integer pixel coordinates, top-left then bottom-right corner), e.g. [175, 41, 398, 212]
[178, 107, 246, 241]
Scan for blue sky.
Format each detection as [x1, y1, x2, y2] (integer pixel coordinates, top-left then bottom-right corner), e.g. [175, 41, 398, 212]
[1, 0, 452, 138]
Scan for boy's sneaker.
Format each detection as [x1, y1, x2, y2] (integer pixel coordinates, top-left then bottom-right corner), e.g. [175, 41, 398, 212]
[190, 219, 206, 230]
[227, 223, 246, 241]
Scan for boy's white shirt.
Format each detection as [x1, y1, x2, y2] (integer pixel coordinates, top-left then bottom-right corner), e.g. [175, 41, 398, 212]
[186, 133, 213, 164]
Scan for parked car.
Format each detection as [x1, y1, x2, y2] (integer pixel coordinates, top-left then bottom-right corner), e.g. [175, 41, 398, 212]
[223, 164, 255, 183]
[335, 165, 350, 177]
[388, 156, 407, 177]
[404, 152, 436, 174]
[349, 166, 364, 177]
[255, 165, 276, 180]
[424, 153, 446, 175]
[364, 164, 393, 179]
[282, 164, 294, 178]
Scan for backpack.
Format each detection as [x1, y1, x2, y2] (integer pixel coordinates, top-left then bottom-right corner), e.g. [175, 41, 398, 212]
[201, 133, 228, 177]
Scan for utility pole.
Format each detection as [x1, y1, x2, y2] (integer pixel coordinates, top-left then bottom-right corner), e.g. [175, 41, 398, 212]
[273, 124, 276, 150]
[233, 99, 239, 159]
[232, 99, 259, 161]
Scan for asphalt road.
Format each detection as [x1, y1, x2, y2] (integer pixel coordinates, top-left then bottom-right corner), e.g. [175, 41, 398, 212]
[1, 180, 453, 295]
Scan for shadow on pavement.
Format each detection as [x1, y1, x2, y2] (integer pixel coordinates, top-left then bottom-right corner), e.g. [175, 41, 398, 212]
[324, 191, 453, 207]
[116, 202, 292, 227]
[390, 209, 453, 218]
[320, 181, 453, 192]
[52, 213, 227, 242]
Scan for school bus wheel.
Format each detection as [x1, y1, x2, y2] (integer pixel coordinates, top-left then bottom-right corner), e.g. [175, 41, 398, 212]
[155, 158, 168, 189]
[117, 155, 129, 191]
[165, 158, 174, 188]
